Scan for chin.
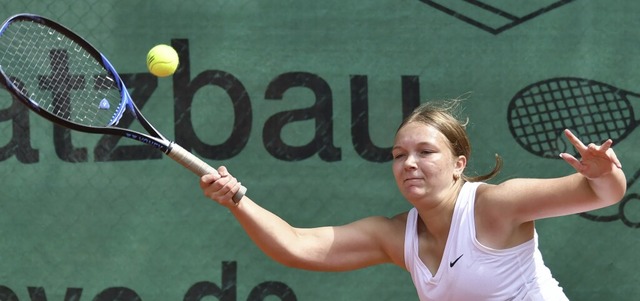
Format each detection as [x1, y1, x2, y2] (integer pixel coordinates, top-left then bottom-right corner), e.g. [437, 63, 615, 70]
[402, 189, 425, 201]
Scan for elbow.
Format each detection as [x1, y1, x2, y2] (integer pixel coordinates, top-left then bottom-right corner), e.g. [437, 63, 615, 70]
[610, 184, 627, 206]
[274, 253, 306, 269]
[612, 170, 628, 204]
[597, 170, 627, 206]
[280, 259, 316, 271]
[270, 247, 335, 271]
[275, 255, 325, 271]
[263, 247, 320, 271]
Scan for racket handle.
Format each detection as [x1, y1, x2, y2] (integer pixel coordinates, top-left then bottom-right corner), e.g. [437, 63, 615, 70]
[167, 143, 246, 203]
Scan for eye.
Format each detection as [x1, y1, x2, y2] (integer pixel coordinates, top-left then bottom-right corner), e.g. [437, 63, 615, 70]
[420, 149, 434, 155]
[392, 152, 406, 160]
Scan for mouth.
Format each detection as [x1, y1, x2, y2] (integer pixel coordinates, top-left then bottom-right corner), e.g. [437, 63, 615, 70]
[403, 177, 424, 183]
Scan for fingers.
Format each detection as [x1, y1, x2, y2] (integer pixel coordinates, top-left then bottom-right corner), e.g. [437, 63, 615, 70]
[564, 130, 616, 158]
[214, 174, 238, 198]
[561, 130, 623, 176]
[200, 166, 240, 208]
[218, 165, 229, 177]
[200, 166, 232, 185]
[559, 152, 585, 173]
[597, 139, 622, 168]
[604, 140, 623, 169]
[200, 173, 217, 185]
[200, 165, 228, 184]
[599, 138, 613, 152]
[563, 129, 587, 154]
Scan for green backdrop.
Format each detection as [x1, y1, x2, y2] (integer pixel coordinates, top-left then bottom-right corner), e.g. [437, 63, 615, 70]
[1, 1, 639, 300]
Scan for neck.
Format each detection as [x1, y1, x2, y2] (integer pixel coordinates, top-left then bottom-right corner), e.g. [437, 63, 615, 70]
[415, 180, 465, 240]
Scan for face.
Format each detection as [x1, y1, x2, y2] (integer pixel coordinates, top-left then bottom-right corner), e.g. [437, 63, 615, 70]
[392, 122, 466, 204]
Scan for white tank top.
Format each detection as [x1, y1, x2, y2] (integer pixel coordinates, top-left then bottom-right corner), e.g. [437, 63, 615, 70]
[404, 182, 569, 301]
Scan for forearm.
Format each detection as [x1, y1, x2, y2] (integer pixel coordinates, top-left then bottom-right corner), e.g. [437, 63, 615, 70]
[200, 172, 377, 271]
[228, 196, 310, 267]
[200, 171, 325, 267]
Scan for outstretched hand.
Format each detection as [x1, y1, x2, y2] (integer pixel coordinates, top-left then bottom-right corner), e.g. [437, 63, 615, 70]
[200, 166, 242, 208]
[559, 129, 623, 179]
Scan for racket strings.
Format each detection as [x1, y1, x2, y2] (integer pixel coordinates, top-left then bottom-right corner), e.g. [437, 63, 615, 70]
[0, 19, 122, 127]
[509, 79, 632, 156]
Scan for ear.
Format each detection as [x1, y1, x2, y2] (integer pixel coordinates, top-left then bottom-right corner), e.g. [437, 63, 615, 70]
[453, 155, 467, 178]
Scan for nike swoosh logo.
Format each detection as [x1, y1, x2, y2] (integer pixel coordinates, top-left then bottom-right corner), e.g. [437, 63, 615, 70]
[449, 254, 464, 267]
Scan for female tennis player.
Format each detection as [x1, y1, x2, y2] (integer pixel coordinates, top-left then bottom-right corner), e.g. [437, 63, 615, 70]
[199, 100, 626, 300]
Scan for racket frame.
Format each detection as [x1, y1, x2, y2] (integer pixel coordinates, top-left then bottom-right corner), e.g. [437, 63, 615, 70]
[0, 13, 246, 202]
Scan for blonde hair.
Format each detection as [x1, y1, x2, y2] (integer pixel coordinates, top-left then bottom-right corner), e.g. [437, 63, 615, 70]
[396, 99, 502, 182]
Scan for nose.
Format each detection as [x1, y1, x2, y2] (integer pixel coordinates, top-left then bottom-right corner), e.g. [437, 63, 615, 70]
[404, 154, 418, 170]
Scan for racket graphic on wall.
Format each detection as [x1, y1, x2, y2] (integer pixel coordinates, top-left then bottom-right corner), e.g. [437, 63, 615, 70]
[508, 77, 640, 226]
[0, 13, 246, 203]
[620, 193, 640, 228]
[507, 77, 637, 159]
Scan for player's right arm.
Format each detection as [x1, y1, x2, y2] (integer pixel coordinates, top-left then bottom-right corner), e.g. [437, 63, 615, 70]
[200, 170, 406, 272]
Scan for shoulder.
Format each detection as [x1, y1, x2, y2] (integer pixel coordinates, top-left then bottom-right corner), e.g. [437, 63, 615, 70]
[358, 211, 410, 234]
[344, 211, 410, 239]
[391, 211, 410, 224]
[360, 211, 410, 267]
[475, 182, 496, 200]
[473, 182, 535, 248]
[474, 181, 518, 209]
[474, 182, 515, 223]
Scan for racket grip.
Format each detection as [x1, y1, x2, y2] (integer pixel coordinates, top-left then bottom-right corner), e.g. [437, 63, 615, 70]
[167, 143, 246, 203]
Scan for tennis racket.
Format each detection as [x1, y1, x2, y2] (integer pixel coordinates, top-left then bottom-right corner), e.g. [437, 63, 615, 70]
[507, 77, 638, 158]
[0, 13, 246, 203]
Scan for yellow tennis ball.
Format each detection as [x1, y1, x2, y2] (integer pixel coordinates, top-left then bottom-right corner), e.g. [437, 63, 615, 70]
[146, 44, 179, 77]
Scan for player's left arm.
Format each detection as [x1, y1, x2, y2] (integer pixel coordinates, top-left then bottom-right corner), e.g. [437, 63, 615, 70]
[479, 129, 626, 224]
